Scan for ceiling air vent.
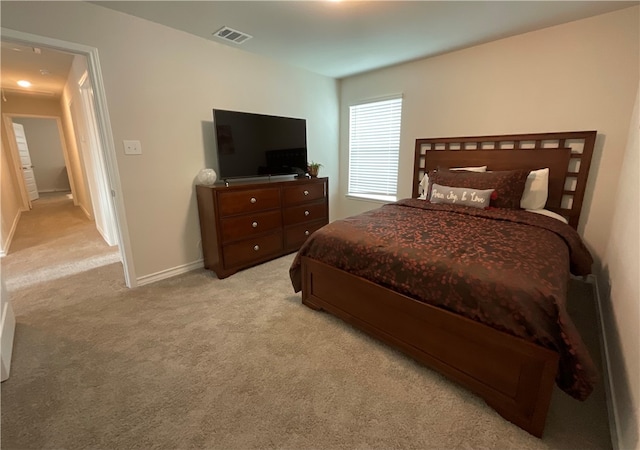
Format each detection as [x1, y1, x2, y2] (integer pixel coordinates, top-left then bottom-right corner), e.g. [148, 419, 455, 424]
[213, 26, 252, 45]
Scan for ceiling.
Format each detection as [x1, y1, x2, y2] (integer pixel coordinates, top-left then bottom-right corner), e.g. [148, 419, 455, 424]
[91, 0, 637, 78]
[1, 41, 75, 98]
[1, 1, 637, 98]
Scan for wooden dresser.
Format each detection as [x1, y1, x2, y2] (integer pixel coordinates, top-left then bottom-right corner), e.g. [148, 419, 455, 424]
[196, 177, 328, 278]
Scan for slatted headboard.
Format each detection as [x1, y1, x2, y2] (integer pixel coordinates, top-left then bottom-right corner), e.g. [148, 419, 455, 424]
[412, 131, 596, 229]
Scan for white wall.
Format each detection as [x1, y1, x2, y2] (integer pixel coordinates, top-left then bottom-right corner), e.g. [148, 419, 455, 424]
[12, 117, 70, 193]
[1, 94, 75, 254]
[1, 1, 339, 280]
[0, 133, 23, 256]
[599, 82, 639, 450]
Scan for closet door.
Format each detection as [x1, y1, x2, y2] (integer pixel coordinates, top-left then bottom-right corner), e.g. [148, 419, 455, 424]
[12, 122, 39, 201]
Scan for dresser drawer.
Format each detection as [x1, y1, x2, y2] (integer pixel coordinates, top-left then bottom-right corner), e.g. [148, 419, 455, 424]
[217, 188, 281, 216]
[220, 210, 282, 243]
[197, 178, 329, 279]
[283, 201, 327, 226]
[283, 182, 326, 205]
[222, 232, 283, 268]
[284, 220, 327, 250]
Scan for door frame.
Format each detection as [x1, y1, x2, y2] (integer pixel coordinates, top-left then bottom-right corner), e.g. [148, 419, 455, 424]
[1, 28, 136, 288]
[75, 71, 118, 245]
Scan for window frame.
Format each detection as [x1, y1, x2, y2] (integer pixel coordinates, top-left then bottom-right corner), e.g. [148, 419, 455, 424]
[347, 95, 403, 202]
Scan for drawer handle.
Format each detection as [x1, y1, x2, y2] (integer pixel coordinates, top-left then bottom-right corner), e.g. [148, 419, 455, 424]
[252, 221, 258, 228]
[304, 230, 310, 236]
[304, 210, 310, 216]
[250, 197, 257, 204]
[253, 245, 260, 251]
[303, 190, 309, 196]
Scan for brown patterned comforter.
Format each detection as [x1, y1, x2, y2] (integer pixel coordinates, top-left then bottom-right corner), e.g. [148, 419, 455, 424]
[289, 198, 597, 400]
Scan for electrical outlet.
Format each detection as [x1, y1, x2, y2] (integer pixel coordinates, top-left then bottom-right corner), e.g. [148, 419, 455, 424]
[123, 140, 142, 155]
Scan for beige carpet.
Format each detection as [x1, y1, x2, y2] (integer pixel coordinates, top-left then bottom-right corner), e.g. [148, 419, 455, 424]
[1, 195, 612, 449]
[1, 192, 120, 291]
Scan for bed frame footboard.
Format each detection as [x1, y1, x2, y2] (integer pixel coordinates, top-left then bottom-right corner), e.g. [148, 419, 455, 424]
[301, 256, 559, 437]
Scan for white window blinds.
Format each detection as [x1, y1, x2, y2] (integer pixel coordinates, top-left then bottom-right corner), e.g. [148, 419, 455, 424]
[348, 96, 402, 201]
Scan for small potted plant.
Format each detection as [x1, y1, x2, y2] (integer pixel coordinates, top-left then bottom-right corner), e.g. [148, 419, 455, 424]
[308, 161, 322, 178]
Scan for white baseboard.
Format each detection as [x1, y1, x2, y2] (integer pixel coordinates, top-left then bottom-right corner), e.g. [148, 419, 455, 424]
[0, 209, 23, 257]
[38, 189, 71, 193]
[592, 275, 621, 450]
[79, 204, 92, 220]
[94, 223, 117, 248]
[136, 259, 204, 287]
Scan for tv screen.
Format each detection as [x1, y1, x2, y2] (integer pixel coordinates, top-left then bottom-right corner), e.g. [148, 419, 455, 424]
[213, 109, 308, 180]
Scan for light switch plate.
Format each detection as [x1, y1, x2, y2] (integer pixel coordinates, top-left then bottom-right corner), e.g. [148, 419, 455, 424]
[123, 140, 142, 155]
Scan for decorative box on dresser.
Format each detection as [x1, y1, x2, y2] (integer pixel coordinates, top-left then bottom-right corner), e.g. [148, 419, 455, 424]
[196, 177, 328, 278]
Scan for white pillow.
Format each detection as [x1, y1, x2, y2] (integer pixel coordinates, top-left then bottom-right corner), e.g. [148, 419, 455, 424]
[418, 166, 487, 199]
[526, 208, 568, 224]
[520, 168, 549, 210]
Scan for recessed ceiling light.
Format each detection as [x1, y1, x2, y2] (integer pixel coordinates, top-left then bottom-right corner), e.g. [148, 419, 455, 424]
[17, 80, 32, 87]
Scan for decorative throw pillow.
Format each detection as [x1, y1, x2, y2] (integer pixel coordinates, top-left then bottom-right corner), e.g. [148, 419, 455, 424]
[428, 169, 530, 209]
[418, 166, 487, 199]
[520, 168, 549, 210]
[429, 183, 494, 209]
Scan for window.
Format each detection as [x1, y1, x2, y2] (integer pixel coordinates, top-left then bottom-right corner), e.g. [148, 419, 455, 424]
[348, 96, 402, 202]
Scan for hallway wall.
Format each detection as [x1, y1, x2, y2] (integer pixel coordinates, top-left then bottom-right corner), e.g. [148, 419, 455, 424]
[0, 93, 93, 253]
[0, 94, 60, 254]
[0, 133, 23, 255]
[1, 94, 92, 219]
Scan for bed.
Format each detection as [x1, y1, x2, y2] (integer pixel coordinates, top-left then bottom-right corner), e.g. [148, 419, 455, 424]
[289, 131, 598, 437]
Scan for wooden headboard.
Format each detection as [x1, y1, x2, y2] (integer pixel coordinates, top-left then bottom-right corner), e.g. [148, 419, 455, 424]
[412, 131, 596, 229]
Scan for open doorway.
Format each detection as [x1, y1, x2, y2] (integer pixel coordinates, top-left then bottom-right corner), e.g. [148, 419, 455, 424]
[1, 83, 122, 291]
[9, 117, 71, 202]
[0, 30, 134, 288]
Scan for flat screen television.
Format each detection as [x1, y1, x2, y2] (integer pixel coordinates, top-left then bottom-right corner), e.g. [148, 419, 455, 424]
[213, 109, 308, 180]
